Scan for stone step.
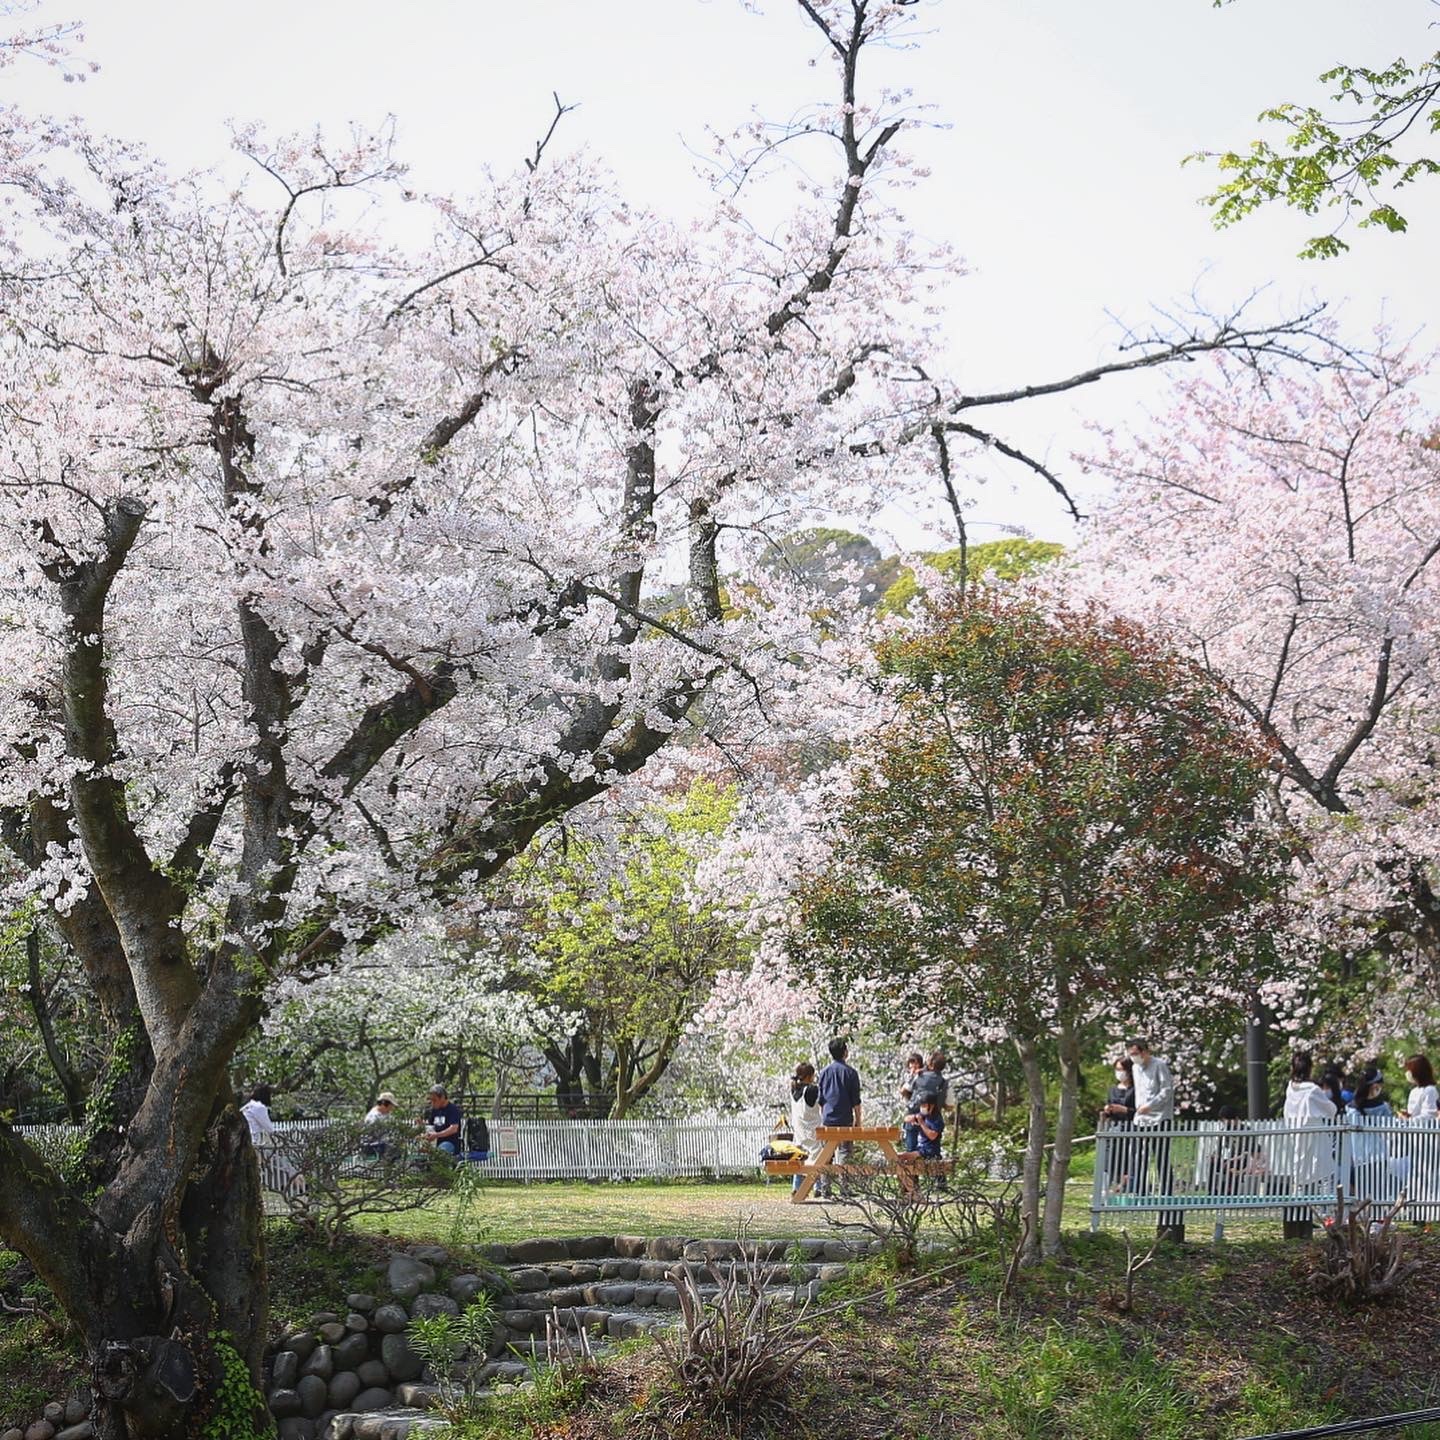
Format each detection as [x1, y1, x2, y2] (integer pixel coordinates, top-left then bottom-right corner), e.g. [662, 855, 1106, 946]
[270, 1236, 868, 1440]
[319, 1408, 449, 1440]
[500, 1256, 843, 1291]
[508, 1278, 822, 1312]
[482, 1235, 870, 1268]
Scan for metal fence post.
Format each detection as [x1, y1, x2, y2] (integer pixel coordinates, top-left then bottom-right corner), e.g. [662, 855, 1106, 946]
[1090, 1124, 1107, 1232]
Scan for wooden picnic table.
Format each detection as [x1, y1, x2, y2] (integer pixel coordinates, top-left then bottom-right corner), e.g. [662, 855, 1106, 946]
[764, 1124, 906, 1203]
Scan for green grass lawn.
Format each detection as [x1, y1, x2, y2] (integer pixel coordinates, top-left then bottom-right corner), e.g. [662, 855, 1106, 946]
[352, 1177, 861, 1246]
[346, 1167, 1301, 1251]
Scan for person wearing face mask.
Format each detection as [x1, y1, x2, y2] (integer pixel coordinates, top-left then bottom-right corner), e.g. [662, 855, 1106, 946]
[1100, 1056, 1136, 1195]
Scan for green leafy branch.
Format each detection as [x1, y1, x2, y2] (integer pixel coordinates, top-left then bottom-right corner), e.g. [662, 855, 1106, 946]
[1190, 42, 1440, 257]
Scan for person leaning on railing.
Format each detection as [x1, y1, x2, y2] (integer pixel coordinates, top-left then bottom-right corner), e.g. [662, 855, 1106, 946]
[1399, 1053, 1439, 1210]
[1282, 1050, 1338, 1201]
[1345, 1065, 1393, 1201]
[1399, 1053, 1439, 1122]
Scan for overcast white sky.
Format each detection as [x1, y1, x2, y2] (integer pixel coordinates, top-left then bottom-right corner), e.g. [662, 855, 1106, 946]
[11, 0, 1439, 552]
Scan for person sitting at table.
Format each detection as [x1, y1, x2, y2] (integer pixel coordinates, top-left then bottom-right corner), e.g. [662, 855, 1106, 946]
[1205, 1105, 1270, 1198]
[421, 1084, 463, 1158]
[361, 1091, 398, 1158]
[898, 1096, 946, 1192]
[910, 1095, 944, 1159]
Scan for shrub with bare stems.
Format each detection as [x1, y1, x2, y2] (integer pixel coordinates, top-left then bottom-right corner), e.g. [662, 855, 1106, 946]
[271, 1120, 452, 1246]
[823, 1156, 1021, 1269]
[1308, 1191, 1424, 1305]
[653, 1247, 811, 1426]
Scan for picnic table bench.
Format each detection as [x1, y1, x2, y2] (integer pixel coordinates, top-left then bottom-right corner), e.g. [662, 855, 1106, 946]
[764, 1124, 917, 1203]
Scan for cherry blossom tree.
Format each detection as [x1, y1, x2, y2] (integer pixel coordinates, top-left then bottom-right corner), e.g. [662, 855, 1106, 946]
[1075, 347, 1440, 1050]
[0, 6, 977, 1430]
[238, 928, 559, 1115]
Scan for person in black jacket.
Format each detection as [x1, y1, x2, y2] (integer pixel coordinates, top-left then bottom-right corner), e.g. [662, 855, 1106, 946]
[1100, 1056, 1136, 1194]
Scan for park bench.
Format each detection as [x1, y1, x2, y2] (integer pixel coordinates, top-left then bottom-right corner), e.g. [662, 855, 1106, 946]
[764, 1124, 914, 1203]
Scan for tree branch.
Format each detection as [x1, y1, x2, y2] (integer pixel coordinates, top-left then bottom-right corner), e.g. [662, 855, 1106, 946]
[944, 420, 1080, 520]
[40, 496, 199, 1046]
[951, 304, 1351, 413]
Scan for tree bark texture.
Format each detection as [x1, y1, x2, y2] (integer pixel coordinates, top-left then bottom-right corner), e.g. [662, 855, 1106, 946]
[1014, 1033, 1047, 1267]
[1041, 1013, 1082, 1258]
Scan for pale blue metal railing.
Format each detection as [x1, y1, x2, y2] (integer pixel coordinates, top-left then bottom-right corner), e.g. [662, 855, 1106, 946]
[1092, 1115, 1440, 1234]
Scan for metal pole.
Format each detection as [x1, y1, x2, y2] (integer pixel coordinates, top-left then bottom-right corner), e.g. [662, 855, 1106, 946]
[1246, 989, 1269, 1121]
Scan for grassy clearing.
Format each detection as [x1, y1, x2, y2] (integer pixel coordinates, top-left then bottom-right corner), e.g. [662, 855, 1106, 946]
[348, 1168, 1298, 1251]
[351, 1177, 862, 1246]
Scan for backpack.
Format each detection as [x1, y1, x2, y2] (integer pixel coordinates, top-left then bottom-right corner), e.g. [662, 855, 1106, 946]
[465, 1116, 490, 1154]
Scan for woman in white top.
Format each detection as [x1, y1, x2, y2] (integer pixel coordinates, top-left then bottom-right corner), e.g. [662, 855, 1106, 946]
[789, 1063, 823, 1195]
[1282, 1051, 1338, 1188]
[241, 1083, 277, 1142]
[1396, 1053, 1440, 1205]
[1400, 1053, 1439, 1122]
[242, 1083, 303, 1196]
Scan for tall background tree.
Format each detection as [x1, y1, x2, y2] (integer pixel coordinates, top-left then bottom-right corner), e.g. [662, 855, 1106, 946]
[515, 778, 748, 1119]
[1075, 344, 1440, 1054]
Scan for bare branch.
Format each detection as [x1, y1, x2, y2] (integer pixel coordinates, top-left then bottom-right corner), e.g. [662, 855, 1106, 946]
[524, 91, 577, 175]
[951, 304, 1355, 414]
[944, 420, 1080, 521]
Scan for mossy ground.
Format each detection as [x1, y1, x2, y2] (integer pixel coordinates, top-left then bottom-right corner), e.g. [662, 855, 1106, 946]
[0, 1249, 83, 1432]
[427, 1223, 1440, 1440]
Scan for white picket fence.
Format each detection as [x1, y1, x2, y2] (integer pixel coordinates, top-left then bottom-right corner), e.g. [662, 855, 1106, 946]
[16, 1116, 776, 1186]
[1092, 1116, 1440, 1229]
[466, 1118, 774, 1180]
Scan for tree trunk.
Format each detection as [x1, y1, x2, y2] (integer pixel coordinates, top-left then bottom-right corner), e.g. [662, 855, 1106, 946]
[581, 1049, 608, 1118]
[1014, 1032, 1046, 1266]
[1246, 988, 1270, 1120]
[2, 974, 269, 1440]
[545, 1034, 590, 1117]
[1041, 1015, 1081, 1258]
[0, 1113, 269, 1440]
[610, 1040, 635, 1119]
[90, 1149, 268, 1440]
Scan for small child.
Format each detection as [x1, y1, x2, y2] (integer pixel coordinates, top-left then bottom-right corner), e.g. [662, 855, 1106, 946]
[910, 1096, 944, 1159]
